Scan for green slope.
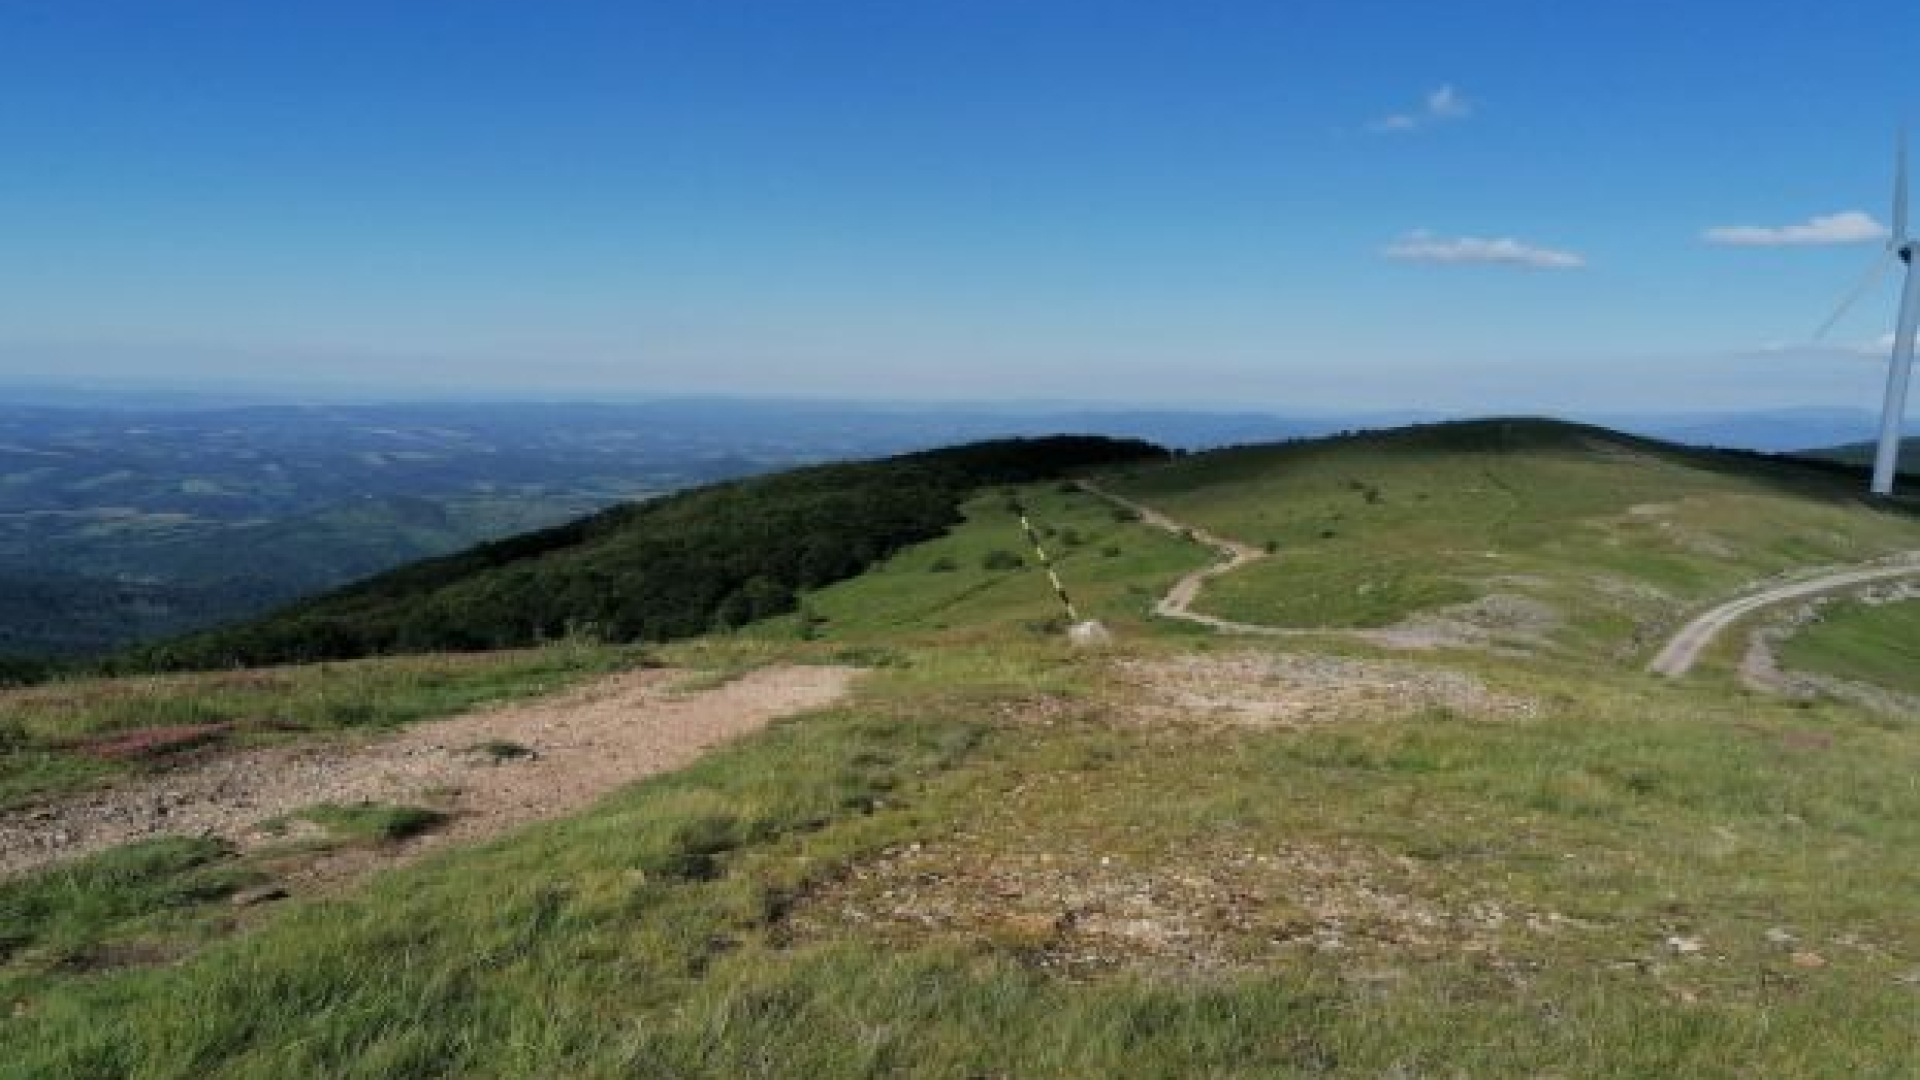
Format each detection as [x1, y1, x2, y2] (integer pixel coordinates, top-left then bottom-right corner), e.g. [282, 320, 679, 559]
[1102, 418, 1920, 652]
[752, 480, 1212, 646]
[123, 437, 1166, 670]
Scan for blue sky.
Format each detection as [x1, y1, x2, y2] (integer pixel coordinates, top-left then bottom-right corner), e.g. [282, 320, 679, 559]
[1, 1, 1916, 413]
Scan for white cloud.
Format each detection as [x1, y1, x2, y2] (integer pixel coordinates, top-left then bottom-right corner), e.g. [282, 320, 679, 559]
[1370, 84, 1473, 133]
[1747, 332, 1896, 361]
[1702, 211, 1888, 246]
[1426, 84, 1470, 119]
[1383, 230, 1585, 269]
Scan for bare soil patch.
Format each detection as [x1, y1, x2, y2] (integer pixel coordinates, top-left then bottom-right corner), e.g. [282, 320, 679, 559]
[1, 664, 859, 882]
[1107, 653, 1537, 727]
[69, 723, 233, 761]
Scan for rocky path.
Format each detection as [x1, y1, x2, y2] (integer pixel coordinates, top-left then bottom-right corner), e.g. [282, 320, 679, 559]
[1, 664, 859, 881]
[1648, 556, 1920, 677]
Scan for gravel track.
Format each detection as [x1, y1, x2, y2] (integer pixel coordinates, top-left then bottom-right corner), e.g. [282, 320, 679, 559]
[1648, 556, 1920, 677]
[1, 664, 859, 881]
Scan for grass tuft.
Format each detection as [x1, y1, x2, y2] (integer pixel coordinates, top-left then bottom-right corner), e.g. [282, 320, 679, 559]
[294, 802, 449, 844]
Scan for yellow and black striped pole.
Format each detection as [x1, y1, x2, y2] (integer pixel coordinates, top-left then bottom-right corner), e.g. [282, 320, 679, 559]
[1018, 512, 1080, 623]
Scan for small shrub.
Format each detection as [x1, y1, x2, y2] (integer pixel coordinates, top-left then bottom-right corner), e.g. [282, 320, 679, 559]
[470, 739, 534, 763]
[0, 656, 54, 686]
[928, 556, 958, 573]
[1058, 528, 1084, 547]
[641, 814, 742, 882]
[1101, 545, 1123, 558]
[981, 549, 1025, 572]
[830, 645, 908, 667]
[1263, 539, 1279, 554]
[795, 603, 828, 641]
[1111, 507, 1141, 523]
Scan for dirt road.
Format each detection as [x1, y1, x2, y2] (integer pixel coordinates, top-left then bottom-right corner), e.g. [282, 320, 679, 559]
[1079, 482, 1460, 648]
[1647, 558, 1920, 677]
[1, 664, 859, 881]
[1080, 482, 1272, 629]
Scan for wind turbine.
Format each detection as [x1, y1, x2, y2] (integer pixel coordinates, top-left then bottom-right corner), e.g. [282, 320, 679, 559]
[1819, 131, 1918, 496]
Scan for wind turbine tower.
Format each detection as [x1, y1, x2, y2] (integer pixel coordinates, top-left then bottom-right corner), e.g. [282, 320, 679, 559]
[1824, 133, 1920, 496]
[1870, 134, 1919, 496]
[1820, 133, 1919, 496]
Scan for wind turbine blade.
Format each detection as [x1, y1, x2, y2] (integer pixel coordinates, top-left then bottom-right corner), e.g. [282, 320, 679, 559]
[1815, 251, 1894, 339]
[1896, 126, 1909, 241]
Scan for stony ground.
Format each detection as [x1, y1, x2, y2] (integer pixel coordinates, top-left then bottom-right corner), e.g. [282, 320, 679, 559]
[788, 650, 1552, 975]
[787, 830, 1592, 975]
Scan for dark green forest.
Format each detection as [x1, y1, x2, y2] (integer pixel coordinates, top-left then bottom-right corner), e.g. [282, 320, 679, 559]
[120, 437, 1164, 671]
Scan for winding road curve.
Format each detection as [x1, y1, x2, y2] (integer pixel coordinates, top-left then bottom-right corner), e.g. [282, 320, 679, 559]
[1080, 481, 1273, 631]
[1077, 481, 1446, 647]
[1647, 557, 1920, 678]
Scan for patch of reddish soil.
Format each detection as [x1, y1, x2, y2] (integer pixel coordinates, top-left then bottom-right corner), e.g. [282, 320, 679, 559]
[71, 723, 233, 761]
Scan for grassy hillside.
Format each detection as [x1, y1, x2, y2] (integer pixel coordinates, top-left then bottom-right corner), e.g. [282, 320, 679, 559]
[1102, 419, 1920, 653]
[752, 480, 1211, 645]
[122, 437, 1165, 671]
[6, 640, 1919, 1078]
[10, 420, 1920, 1076]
